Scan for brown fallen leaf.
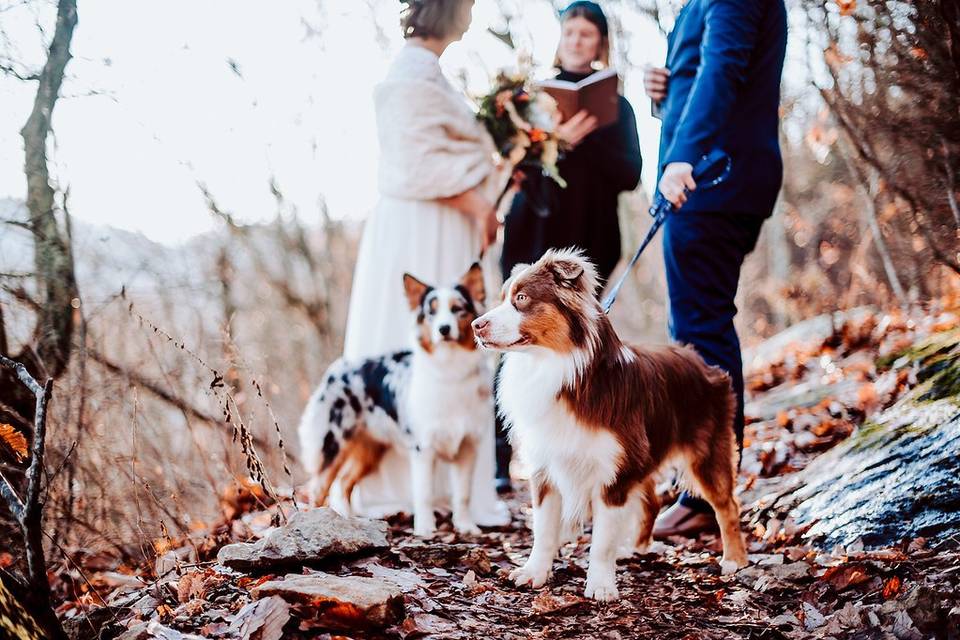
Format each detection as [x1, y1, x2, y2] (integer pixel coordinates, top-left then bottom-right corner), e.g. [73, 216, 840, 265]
[530, 591, 586, 616]
[400, 612, 458, 637]
[821, 562, 872, 591]
[882, 576, 903, 599]
[0, 423, 28, 462]
[228, 596, 290, 640]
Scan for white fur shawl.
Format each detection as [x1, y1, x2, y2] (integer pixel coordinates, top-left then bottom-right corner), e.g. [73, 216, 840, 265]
[374, 45, 496, 201]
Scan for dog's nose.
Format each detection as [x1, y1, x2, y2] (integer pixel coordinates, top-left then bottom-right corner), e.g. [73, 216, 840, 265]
[438, 324, 452, 337]
[472, 318, 489, 337]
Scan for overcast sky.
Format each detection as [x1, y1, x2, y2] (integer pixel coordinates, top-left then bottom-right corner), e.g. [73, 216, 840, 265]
[0, 1, 667, 245]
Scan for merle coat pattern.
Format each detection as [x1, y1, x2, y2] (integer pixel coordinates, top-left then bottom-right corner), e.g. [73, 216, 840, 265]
[299, 263, 491, 536]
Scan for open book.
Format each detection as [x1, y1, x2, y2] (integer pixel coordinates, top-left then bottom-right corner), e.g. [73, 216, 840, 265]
[538, 68, 620, 129]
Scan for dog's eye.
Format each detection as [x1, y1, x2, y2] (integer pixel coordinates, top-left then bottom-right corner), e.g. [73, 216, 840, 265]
[451, 305, 463, 314]
[515, 293, 528, 304]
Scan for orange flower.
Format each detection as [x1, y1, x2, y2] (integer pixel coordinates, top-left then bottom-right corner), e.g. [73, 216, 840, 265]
[529, 128, 547, 143]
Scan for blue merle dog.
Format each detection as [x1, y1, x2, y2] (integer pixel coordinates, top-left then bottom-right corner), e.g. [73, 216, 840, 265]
[298, 263, 492, 536]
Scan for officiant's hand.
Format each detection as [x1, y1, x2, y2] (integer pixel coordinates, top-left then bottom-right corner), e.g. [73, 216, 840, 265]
[659, 162, 696, 208]
[556, 110, 598, 148]
[643, 65, 670, 102]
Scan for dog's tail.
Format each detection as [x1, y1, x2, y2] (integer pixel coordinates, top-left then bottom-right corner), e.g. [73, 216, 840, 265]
[297, 359, 361, 505]
[297, 385, 332, 478]
[705, 363, 738, 466]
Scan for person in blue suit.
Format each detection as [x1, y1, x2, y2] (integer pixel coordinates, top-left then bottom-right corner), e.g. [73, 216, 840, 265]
[645, 0, 787, 537]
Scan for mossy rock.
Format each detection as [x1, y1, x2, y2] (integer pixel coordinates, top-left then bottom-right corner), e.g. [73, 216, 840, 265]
[753, 330, 960, 548]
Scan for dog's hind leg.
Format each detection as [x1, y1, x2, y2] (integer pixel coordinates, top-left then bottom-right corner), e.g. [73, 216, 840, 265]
[338, 432, 388, 516]
[633, 476, 659, 553]
[308, 447, 347, 508]
[686, 428, 748, 573]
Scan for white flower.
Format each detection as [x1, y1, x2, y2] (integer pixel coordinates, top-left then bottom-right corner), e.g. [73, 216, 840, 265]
[529, 92, 559, 132]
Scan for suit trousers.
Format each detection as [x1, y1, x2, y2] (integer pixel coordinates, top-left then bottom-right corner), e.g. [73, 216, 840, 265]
[662, 210, 765, 512]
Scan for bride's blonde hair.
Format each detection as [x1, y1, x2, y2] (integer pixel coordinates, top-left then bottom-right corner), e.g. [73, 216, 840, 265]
[401, 0, 470, 40]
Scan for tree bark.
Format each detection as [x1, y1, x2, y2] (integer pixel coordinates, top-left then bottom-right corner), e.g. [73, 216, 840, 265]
[1, 0, 78, 440]
[19, 0, 79, 381]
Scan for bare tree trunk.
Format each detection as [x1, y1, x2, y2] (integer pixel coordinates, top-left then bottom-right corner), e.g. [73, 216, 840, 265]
[1, 0, 78, 449]
[859, 171, 907, 305]
[838, 141, 907, 306]
[19, 0, 79, 381]
[767, 203, 791, 332]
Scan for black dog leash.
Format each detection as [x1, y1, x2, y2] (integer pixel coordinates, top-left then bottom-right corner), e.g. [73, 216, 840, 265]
[601, 150, 732, 314]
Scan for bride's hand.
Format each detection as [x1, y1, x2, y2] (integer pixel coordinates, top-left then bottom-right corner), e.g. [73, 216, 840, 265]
[478, 204, 499, 253]
[556, 110, 599, 148]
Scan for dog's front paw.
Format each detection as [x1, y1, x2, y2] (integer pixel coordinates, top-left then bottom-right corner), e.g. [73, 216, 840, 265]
[719, 558, 746, 575]
[454, 519, 481, 536]
[584, 572, 619, 602]
[413, 522, 437, 538]
[509, 562, 551, 589]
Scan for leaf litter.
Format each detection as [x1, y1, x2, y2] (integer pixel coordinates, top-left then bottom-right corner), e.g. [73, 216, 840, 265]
[51, 305, 960, 639]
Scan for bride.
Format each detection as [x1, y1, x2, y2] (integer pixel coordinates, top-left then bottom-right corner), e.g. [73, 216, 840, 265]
[339, 0, 509, 526]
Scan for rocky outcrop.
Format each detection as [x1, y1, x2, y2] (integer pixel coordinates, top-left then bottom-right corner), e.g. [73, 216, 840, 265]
[216, 508, 388, 571]
[749, 332, 960, 548]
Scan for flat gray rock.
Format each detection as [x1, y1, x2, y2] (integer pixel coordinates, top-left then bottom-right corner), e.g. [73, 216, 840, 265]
[216, 508, 388, 571]
[250, 572, 404, 629]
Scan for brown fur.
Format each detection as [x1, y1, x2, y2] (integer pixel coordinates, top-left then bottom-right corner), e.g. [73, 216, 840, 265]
[501, 249, 747, 566]
[531, 468, 553, 508]
[310, 430, 388, 508]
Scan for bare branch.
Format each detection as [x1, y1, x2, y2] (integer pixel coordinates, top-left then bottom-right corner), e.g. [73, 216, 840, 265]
[0, 60, 39, 81]
[85, 348, 286, 460]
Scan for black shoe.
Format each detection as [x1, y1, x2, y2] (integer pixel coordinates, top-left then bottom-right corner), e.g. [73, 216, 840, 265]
[495, 477, 513, 495]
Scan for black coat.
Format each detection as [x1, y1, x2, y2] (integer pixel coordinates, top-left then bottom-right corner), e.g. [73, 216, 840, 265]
[500, 69, 642, 285]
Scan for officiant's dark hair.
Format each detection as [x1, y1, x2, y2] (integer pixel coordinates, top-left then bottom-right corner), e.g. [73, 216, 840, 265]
[554, 1, 610, 69]
[401, 0, 469, 40]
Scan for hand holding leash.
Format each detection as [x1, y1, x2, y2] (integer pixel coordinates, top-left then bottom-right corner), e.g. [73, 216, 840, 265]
[601, 150, 731, 314]
[659, 162, 697, 208]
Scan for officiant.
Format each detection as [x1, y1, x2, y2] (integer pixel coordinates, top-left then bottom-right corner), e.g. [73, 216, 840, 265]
[500, 1, 641, 285]
[495, 0, 642, 491]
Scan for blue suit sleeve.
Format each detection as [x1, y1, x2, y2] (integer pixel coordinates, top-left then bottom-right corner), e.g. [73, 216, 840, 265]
[662, 0, 762, 168]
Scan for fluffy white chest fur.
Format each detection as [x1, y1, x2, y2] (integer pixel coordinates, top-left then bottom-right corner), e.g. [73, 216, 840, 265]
[404, 347, 492, 460]
[499, 350, 623, 523]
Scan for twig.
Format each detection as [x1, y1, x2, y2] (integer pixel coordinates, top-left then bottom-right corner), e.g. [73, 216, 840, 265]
[0, 60, 39, 81]
[0, 354, 65, 639]
[941, 137, 960, 228]
[85, 347, 282, 458]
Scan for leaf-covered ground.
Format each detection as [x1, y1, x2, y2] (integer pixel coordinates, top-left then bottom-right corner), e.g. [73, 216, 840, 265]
[51, 304, 960, 639]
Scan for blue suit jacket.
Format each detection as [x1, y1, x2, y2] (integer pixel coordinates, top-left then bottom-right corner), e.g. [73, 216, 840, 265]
[658, 0, 787, 216]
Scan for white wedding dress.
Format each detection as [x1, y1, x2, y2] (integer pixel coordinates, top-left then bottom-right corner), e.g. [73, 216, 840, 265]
[340, 44, 510, 526]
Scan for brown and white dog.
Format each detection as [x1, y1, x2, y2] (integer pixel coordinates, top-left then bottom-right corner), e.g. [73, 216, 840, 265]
[472, 248, 748, 601]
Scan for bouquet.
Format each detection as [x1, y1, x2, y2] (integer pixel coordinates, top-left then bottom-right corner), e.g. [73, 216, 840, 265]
[477, 72, 567, 189]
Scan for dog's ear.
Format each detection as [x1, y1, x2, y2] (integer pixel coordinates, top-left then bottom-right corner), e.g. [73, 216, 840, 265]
[403, 273, 431, 311]
[549, 259, 584, 286]
[509, 263, 531, 280]
[459, 262, 485, 307]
